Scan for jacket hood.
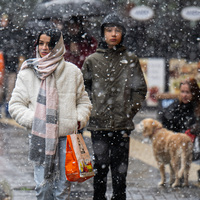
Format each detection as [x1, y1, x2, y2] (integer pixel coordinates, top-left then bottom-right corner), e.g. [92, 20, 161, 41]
[101, 13, 126, 37]
[96, 45, 126, 54]
[100, 13, 126, 48]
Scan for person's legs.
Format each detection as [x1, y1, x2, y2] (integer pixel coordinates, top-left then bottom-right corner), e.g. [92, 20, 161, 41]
[5, 72, 16, 118]
[54, 137, 71, 200]
[91, 131, 110, 200]
[34, 137, 71, 200]
[110, 131, 130, 200]
[34, 165, 54, 200]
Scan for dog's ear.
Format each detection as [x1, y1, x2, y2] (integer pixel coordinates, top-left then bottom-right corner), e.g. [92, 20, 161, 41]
[143, 118, 162, 137]
[151, 119, 163, 133]
[142, 118, 154, 137]
[153, 120, 163, 129]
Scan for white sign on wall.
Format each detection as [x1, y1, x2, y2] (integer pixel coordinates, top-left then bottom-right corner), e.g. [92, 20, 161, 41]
[181, 6, 200, 21]
[129, 5, 154, 21]
[146, 58, 165, 106]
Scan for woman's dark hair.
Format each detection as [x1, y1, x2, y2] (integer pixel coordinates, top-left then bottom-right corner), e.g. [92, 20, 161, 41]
[180, 78, 200, 102]
[34, 28, 61, 49]
[180, 78, 200, 116]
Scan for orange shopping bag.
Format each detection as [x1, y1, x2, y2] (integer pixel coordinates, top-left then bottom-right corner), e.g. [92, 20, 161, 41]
[65, 133, 95, 182]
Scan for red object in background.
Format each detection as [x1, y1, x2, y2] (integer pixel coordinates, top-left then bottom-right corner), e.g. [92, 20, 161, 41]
[185, 129, 196, 143]
[0, 52, 5, 86]
[64, 37, 97, 69]
[77, 121, 81, 130]
[149, 86, 159, 102]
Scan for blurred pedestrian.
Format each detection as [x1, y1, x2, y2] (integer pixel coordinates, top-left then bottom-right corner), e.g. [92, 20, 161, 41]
[161, 78, 200, 133]
[160, 77, 200, 184]
[82, 13, 147, 200]
[0, 13, 21, 118]
[63, 16, 97, 69]
[9, 28, 92, 200]
[64, 16, 97, 135]
[51, 17, 64, 32]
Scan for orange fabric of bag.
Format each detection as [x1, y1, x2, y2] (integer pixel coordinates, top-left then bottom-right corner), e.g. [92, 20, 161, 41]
[0, 52, 5, 86]
[65, 134, 94, 182]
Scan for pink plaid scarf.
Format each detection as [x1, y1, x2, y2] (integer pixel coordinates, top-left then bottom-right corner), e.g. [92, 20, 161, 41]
[21, 34, 66, 179]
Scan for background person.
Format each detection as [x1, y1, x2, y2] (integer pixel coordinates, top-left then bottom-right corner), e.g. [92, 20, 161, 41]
[160, 77, 200, 184]
[63, 16, 97, 69]
[82, 13, 147, 200]
[63, 16, 98, 134]
[161, 78, 200, 133]
[0, 13, 23, 118]
[9, 28, 92, 200]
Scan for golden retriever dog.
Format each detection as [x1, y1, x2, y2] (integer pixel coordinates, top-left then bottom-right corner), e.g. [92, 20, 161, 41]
[136, 118, 193, 187]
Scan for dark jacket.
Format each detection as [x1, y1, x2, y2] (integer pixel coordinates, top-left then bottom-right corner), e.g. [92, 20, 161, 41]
[0, 25, 22, 72]
[64, 36, 97, 69]
[161, 99, 198, 133]
[82, 46, 147, 131]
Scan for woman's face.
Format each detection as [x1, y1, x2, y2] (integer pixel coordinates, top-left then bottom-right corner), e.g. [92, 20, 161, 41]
[38, 34, 51, 58]
[104, 26, 122, 48]
[180, 83, 192, 104]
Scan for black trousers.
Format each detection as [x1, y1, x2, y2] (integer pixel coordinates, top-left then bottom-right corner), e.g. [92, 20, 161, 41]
[91, 130, 130, 200]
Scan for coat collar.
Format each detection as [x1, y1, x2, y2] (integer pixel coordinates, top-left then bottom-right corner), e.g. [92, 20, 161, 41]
[96, 46, 126, 54]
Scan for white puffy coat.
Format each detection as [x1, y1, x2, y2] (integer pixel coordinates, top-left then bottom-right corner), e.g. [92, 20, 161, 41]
[9, 58, 92, 136]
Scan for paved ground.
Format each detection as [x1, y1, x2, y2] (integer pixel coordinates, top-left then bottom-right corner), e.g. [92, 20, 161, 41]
[0, 109, 199, 200]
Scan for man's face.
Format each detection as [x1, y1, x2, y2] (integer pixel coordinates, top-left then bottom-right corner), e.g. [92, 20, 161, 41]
[104, 26, 122, 48]
[68, 23, 81, 35]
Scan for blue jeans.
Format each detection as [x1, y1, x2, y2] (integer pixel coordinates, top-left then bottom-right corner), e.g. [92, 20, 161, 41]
[34, 137, 71, 200]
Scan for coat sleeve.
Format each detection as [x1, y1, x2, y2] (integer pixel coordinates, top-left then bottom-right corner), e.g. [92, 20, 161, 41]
[160, 101, 179, 131]
[81, 57, 92, 100]
[76, 69, 92, 129]
[190, 117, 200, 136]
[130, 57, 147, 116]
[9, 72, 34, 129]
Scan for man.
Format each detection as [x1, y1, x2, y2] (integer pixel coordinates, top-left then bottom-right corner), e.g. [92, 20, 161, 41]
[82, 13, 147, 200]
[63, 16, 97, 69]
[0, 14, 22, 118]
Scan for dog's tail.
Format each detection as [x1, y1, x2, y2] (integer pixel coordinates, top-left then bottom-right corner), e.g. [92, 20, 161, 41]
[178, 139, 193, 179]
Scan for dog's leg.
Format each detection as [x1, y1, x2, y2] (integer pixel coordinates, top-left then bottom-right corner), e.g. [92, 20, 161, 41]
[169, 163, 175, 186]
[182, 148, 193, 187]
[178, 149, 186, 182]
[158, 163, 166, 186]
[171, 157, 180, 188]
[182, 164, 189, 187]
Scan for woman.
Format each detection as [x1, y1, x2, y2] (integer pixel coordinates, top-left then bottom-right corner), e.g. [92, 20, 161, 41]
[161, 77, 200, 183]
[161, 78, 200, 133]
[9, 28, 92, 200]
